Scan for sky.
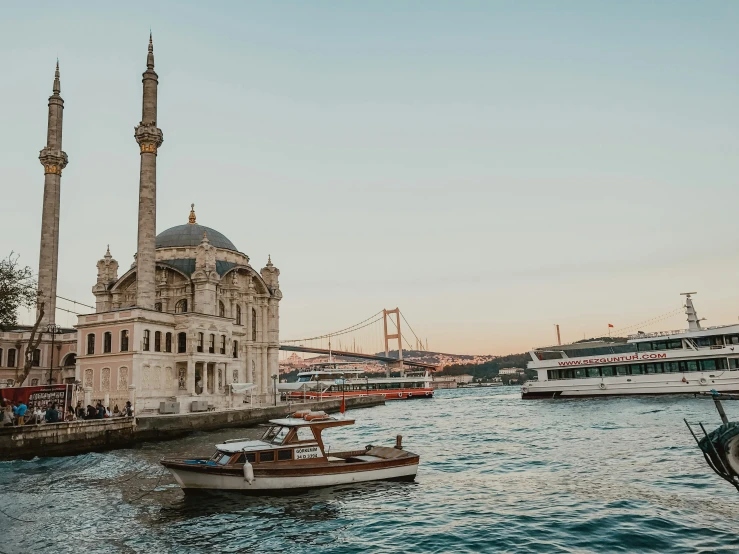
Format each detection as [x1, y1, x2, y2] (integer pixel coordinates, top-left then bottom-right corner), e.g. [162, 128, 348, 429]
[2, 1, 739, 355]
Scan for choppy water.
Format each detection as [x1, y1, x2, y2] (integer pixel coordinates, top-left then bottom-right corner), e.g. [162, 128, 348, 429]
[1, 387, 739, 553]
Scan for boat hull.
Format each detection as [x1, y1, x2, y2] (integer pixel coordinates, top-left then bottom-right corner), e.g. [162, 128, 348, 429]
[163, 461, 419, 493]
[521, 371, 739, 399]
[286, 389, 433, 401]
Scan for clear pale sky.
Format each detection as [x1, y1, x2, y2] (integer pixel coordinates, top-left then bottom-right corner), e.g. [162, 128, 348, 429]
[2, 1, 739, 355]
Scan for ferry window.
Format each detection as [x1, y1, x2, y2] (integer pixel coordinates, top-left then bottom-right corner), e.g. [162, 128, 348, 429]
[654, 342, 668, 351]
[716, 359, 728, 370]
[296, 427, 315, 442]
[644, 364, 656, 374]
[730, 359, 739, 370]
[586, 367, 601, 378]
[601, 367, 614, 377]
[697, 338, 711, 347]
[630, 365, 643, 375]
[278, 450, 293, 461]
[562, 369, 574, 379]
[728, 336, 739, 345]
[261, 426, 279, 441]
[614, 365, 627, 376]
[271, 427, 290, 445]
[668, 340, 682, 350]
[639, 342, 653, 352]
[548, 370, 557, 380]
[665, 362, 680, 372]
[217, 454, 232, 465]
[574, 368, 586, 379]
[260, 451, 275, 462]
[687, 361, 699, 372]
[700, 360, 716, 371]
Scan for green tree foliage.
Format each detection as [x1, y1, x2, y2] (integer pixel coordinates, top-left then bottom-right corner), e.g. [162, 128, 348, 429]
[440, 352, 531, 380]
[0, 252, 37, 332]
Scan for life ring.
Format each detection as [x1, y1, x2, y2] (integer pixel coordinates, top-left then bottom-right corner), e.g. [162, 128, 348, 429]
[408, 392, 413, 398]
[425, 392, 431, 397]
[599, 383, 606, 390]
[726, 432, 739, 476]
[699, 377, 708, 385]
[397, 392, 403, 398]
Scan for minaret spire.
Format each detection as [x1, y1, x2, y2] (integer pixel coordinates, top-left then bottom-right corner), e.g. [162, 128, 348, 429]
[134, 34, 164, 309]
[37, 60, 69, 325]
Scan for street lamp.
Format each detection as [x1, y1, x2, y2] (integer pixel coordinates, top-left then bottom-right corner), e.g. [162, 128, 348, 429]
[271, 374, 278, 406]
[46, 324, 62, 386]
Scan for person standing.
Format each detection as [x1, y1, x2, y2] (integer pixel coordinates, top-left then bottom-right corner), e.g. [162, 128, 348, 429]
[96, 402, 105, 419]
[2, 402, 13, 426]
[124, 401, 134, 417]
[15, 401, 27, 426]
[45, 403, 60, 423]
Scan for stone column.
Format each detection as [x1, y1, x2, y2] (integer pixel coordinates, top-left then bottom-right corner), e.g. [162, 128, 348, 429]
[37, 62, 68, 326]
[134, 34, 163, 310]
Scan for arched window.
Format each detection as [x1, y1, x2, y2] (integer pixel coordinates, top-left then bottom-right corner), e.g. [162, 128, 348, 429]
[252, 308, 257, 341]
[175, 299, 188, 313]
[103, 332, 112, 353]
[232, 340, 239, 359]
[209, 334, 215, 354]
[219, 301, 225, 318]
[177, 332, 187, 353]
[32, 349, 41, 367]
[87, 334, 95, 355]
[220, 335, 226, 355]
[120, 330, 129, 352]
[154, 302, 162, 312]
[197, 333, 204, 353]
[236, 305, 242, 325]
[143, 330, 150, 351]
[154, 331, 161, 352]
[165, 332, 172, 353]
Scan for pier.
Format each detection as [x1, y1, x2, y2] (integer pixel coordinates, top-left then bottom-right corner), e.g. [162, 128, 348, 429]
[0, 395, 384, 461]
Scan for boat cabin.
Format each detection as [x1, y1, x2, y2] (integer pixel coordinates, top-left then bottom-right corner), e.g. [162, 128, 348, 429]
[206, 411, 354, 467]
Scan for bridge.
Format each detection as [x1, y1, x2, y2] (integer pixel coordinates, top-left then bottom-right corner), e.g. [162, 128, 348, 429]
[279, 308, 438, 373]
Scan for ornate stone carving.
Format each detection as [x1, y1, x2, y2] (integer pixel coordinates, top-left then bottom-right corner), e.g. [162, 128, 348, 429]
[134, 122, 163, 153]
[166, 366, 174, 387]
[232, 369, 239, 383]
[118, 367, 129, 390]
[178, 367, 187, 390]
[39, 147, 68, 174]
[101, 368, 111, 391]
[153, 366, 162, 389]
[142, 365, 151, 389]
[84, 368, 93, 388]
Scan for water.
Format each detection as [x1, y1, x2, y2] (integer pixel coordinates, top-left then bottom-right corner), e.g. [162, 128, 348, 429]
[1, 387, 739, 553]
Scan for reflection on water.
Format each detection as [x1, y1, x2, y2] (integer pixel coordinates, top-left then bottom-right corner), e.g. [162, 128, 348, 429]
[1, 388, 739, 553]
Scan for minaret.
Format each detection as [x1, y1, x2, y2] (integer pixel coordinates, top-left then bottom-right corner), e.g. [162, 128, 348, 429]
[37, 61, 68, 326]
[134, 33, 163, 309]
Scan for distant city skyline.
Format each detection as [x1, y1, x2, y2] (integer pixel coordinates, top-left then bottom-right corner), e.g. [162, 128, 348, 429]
[3, 1, 739, 355]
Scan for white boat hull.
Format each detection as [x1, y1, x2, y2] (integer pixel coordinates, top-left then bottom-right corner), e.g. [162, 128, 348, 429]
[166, 463, 419, 492]
[522, 371, 739, 399]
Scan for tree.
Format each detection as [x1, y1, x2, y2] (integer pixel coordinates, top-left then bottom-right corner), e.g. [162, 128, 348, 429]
[0, 253, 45, 387]
[0, 252, 38, 331]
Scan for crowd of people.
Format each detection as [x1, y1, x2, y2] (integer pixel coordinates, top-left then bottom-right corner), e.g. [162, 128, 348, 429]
[1, 398, 134, 426]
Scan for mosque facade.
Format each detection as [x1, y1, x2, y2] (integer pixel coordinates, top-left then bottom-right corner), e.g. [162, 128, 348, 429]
[1, 37, 282, 412]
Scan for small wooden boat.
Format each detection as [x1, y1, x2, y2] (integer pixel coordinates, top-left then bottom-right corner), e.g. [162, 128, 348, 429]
[160, 410, 420, 493]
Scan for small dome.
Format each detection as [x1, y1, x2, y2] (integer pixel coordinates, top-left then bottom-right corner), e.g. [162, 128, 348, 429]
[156, 223, 238, 252]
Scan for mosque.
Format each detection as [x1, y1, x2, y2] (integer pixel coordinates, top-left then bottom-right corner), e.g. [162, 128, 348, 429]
[0, 37, 282, 412]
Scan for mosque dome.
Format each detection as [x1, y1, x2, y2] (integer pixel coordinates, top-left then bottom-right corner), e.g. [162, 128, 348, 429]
[155, 205, 238, 252]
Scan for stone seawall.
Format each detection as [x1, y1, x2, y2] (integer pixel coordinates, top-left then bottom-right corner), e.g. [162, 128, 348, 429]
[0, 396, 385, 460]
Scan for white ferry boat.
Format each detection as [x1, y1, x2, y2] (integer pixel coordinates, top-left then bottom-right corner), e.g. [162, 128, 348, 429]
[522, 294, 739, 399]
[279, 362, 434, 400]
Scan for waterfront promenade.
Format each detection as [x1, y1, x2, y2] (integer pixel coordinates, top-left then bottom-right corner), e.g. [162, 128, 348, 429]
[0, 395, 384, 460]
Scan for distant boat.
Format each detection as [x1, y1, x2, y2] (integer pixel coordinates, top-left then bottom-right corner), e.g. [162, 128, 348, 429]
[523, 293, 739, 399]
[280, 362, 434, 400]
[160, 411, 419, 493]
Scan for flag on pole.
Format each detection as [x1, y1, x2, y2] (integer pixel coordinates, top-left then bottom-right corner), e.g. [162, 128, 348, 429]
[608, 324, 614, 328]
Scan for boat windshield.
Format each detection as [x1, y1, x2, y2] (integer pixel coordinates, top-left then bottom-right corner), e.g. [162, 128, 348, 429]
[261, 425, 290, 445]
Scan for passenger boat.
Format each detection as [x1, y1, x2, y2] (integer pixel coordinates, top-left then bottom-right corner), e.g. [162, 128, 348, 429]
[160, 410, 420, 493]
[523, 293, 739, 399]
[280, 362, 434, 401]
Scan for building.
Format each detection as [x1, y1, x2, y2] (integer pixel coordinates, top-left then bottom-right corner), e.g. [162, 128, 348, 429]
[3, 37, 283, 413]
[499, 367, 525, 376]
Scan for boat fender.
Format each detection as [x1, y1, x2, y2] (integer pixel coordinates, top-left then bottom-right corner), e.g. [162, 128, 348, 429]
[682, 377, 688, 383]
[699, 377, 708, 385]
[398, 392, 403, 398]
[599, 383, 606, 390]
[425, 392, 431, 397]
[365, 444, 373, 452]
[243, 460, 255, 485]
[408, 392, 413, 398]
[521, 387, 528, 394]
